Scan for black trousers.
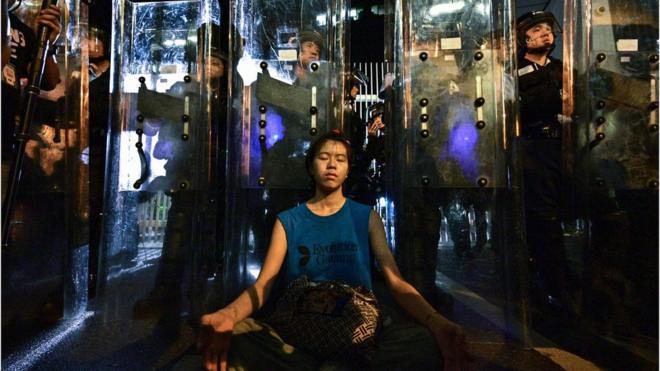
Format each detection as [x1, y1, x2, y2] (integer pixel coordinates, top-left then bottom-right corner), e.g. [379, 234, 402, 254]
[522, 137, 568, 300]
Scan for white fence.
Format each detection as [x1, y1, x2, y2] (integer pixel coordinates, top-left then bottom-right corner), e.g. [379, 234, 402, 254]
[352, 61, 390, 120]
[137, 191, 171, 247]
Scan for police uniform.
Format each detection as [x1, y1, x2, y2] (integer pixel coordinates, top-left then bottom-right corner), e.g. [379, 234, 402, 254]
[133, 53, 226, 318]
[517, 34, 569, 307]
[518, 55, 563, 139]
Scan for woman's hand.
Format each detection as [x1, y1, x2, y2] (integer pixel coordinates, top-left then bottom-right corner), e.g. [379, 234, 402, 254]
[35, 5, 61, 46]
[429, 314, 471, 371]
[199, 308, 237, 371]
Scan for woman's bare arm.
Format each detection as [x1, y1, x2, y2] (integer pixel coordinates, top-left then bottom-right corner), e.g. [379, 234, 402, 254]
[217, 218, 288, 322]
[368, 210, 445, 325]
[368, 210, 470, 371]
[200, 218, 288, 371]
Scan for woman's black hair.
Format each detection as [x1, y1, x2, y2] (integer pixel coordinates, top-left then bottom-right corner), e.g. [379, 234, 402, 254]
[305, 129, 353, 185]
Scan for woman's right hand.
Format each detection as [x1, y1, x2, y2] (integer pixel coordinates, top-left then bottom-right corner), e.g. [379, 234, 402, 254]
[428, 314, 471, 371]
[199, 308, 237, 371]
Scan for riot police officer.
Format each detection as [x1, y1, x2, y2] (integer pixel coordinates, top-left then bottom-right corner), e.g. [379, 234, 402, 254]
[132, 23, 227, 321]
[343, 68, 368, 198]
[516, 11, 571, 313]
[344, 68, 368, 153]
[293, 29, 323, 87]
[256, 28, 327, 269]
[262, 28, 325, 188]
[347, 101, 386, 206]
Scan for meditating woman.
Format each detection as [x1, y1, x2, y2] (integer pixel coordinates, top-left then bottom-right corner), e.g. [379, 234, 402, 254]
[200, 130, 470, 371]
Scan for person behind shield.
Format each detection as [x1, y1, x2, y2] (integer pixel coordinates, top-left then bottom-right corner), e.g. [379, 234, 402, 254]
[132, 23, 227, 322]
[2, 0, 61, 199]
[348, 101, 386, 206]
[258, 27, 326, 233]
[293, 29, 322, 86]
[344, 68, 368, 152]
[343, 68, 368, 200]
[199, 130, 471, 371]
[88, 24, 112, 282]
[516, 10, 572, 314]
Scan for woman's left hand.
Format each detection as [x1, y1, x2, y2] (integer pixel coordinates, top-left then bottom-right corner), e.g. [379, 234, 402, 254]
[429, 315, 471, 371]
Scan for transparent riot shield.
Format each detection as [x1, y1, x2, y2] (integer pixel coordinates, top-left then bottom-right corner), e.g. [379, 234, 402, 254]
[388, 0, 529, 346]
[564, 0, 659, 367]
[63, 1, 220, 368]
[578, 1, 659, 189]
[223, 0, 350, 300]
[2, 0, 89, 365]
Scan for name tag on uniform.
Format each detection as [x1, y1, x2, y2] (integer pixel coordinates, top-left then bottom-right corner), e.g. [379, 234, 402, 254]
[517, 64, 535, 77]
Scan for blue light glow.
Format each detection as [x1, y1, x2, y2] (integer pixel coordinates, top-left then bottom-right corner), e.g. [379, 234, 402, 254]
[264, 111, 285, 150]
[441, 107, 480, 181]
[248, 109, 286, 180]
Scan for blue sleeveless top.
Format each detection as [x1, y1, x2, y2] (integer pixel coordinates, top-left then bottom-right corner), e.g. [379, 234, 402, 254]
[277, 198, 373, 289]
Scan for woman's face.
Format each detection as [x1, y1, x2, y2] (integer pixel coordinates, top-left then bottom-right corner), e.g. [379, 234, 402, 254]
[311, 140, 349, 191]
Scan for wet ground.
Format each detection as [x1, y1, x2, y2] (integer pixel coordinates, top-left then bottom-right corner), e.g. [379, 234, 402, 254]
[2, 233, 657, 370]
[436, 234, 658, 371]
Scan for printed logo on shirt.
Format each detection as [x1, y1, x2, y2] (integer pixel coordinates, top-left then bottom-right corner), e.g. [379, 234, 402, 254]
[296, 242, 360, 267]
[297, 245, 311, 267]
[311, 241, 358, 265]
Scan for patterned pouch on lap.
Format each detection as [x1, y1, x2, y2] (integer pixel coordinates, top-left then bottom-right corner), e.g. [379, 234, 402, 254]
[267, 275, 380, 362]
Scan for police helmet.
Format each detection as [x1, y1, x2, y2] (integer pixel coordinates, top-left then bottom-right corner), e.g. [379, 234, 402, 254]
[368, 102, 384, 120]
[516, 11, 561, 48]
[198, 23, 228, 62]
[89, 26, 109, 58]
[8, 0, 22, 12]
[298, 30, 324, 51]
[210, 45, 228, 62]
